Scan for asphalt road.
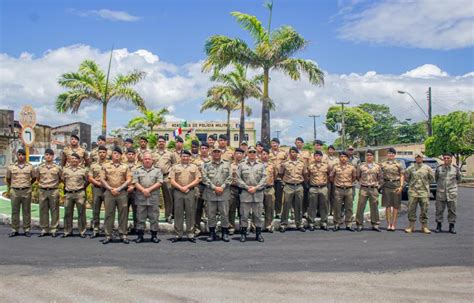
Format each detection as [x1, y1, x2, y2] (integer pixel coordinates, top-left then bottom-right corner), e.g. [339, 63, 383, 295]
[0, 188, 473, 302]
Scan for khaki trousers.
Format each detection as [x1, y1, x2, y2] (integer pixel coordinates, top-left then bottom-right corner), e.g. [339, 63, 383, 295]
[334, 187, 354, 226]
[10, 188, 32, 232]
[64, 190, 87, 235]
[104, 190, 129, 237]
[173, 190, 196, 238]
[39, 188, 60, 233]
[281, 184, 304, 228]
[263, 187, 275, 229]
[356, 187, 380, 227]
[308, 186, 329, 225]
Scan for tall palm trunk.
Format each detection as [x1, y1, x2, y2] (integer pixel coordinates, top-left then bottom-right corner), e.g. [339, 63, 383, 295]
[102, 102, 108, 136]
[226, 110, 231, 146]
[261, 68, 271, 145]
[239, 98, 245, 144]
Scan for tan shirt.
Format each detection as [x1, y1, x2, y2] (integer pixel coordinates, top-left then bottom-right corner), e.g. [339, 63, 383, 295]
[100, 162, 131, 188]
[152, 149, 175, 175]
[63, 145, 87, 167]
[357, 162, 383, 187]
[62, 166, 88, 191]
[90, 147, 111, 164]
[280, 159, 307, 184]
[7, 162, 36, 188]
[136, 148, 151, 162]
[169, 163, 201, 187]
[88, 160, 108, 184]
[381, 160, 404, 181]
[263, 161, 277, 186]
[331, 163, 356, 187]
[173, 149, 183, 164]
[36, 162, 62, 188]
[327, 155, 339, 171]
[219, 148, 234, 162]
[191, 156, 210, 174]
[297, 149, 312, 165]
[308, 162, 330, 186]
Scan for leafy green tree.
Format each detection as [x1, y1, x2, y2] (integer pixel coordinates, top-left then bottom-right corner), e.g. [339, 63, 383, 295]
[358, 103, 398, 145]
[209, 64, 262, 143]
[425, 111, 474, 169]
[56, 58, 146, 136]
[394, 120, 427, 144]
[128, 108, 169, 133]
[203, 2, 324, 145]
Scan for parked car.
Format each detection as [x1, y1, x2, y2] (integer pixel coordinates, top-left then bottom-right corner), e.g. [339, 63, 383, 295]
[395, 157, 438, 200]
[28, 154, 44, 167]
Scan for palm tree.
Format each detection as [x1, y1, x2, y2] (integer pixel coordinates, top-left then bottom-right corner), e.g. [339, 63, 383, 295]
[208, 63, 262, 144]
[56, 55, 147, 136]
[201, 91, 252, 146]
[203, 2, 324, 145]
[128, 108, 169, 133]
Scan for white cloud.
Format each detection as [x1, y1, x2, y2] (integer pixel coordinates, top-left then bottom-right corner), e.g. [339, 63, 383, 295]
[70, 9, 141, 22]
[338, 0, 474, 49]
[1, 45, 472, 144]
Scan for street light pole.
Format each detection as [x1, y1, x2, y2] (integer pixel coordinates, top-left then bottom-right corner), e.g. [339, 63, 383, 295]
[308, 115, 320, 141]
[335, 101, 350, 149]
[275, 130, 281, 139]
[397, 89, 432, 136]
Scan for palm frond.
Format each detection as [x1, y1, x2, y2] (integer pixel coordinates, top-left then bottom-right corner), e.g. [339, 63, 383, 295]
[231, 12, 268, 43]
[275, 58, 325, 85]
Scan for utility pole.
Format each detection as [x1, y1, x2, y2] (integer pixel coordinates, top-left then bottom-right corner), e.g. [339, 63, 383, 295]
[336, 101, 350, 149]
[427, 87, 432, 136]
[308, 115, 320, 141]
[275, 130, 281, 139]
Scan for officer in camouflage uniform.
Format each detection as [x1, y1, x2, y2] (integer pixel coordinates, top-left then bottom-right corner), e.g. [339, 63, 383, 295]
[269, 138, 287, 218]
[6, 149, 36, 237]
[133, 152, 163, 243]
[192, 142, 211, 235]
[236, 146, 267, 242]
[88, 145, 108, 238]
[435, 152, 461, 234]
[380, 147, 404, 231]
[307, 151, 330, 231]
[202, 148, 232, 242]
[326, 145, 339, 216]
[404, 153, 435, 234]
[36, 148, 62, 237]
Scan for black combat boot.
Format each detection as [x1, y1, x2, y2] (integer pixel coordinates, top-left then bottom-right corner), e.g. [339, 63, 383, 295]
[151, 231, 160, 243]
[256, 227, 264, 243]
[449, 224, 456, 234]
[435, 222, 442, 233]
[207, 227, 217, 242]
[222, 228, 230, 242]
[240, 227, 247, 242]
[135, 230, 144, 243]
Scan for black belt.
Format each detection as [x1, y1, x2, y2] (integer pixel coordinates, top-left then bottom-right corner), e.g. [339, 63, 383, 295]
[384, 179, 400, 182]
[266, 185, 274, 189]
[65, 189, 84, 194]
[361, 185, 378, 189]
[40, 187, 58, 191]
[310, 184, 327, 188]
[336, 186, 351, 190]
[11, 187, 30, 190]
[285, 182, 302, 186]
[231, 185, 241, 190]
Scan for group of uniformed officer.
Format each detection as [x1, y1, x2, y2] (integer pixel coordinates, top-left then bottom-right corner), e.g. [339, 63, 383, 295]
[6, 133, 461, 243]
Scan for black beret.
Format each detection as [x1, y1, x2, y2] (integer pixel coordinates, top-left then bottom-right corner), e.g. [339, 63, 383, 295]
[175, 136, 184, 143]
[235, 148, 245, 153]
[127, 147, 136, 154]
[366, 149, 375, 155]
[125, 138, 133, 144]
[98, 145, 107, 151]
[182, 150, 191, 156]
[218, 134, 227, 140]
[339, 151, 348, 157]
[17, 149, 26, 155]
[113, 146, 123, 154]
[313, 139, 323, 145]
[209, 135, 217, 140]
[295, 137, 304, 143]
[314, 150, 323, 156]
[289, 146, 299, 153]
[328, 145, 336, 150]
[157, 135, 166, 141]
[191, 140, 200, 147]
[271, 138, 280, 144]
[71, 152, 80, 159]
[256, 141, 263, 147]
[201, 142, 209, 148]
[45, 148, 54, 155]
[97, 135, 106, 141]
[262, 147, 270, 153]
[70, 134, 79, 140]
[443, 152, 453, 157]
[140, 136, 148, 142]
[387, 147, 397, 154]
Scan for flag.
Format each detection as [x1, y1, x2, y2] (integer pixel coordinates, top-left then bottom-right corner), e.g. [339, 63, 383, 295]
[173, 127, 182, 138]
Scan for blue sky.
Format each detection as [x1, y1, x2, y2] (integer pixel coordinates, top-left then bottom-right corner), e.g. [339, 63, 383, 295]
[1, 0, 473, 144]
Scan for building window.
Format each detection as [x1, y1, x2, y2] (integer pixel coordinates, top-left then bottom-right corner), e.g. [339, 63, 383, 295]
[244, 134, 249, 141]
[234, 134, 239, 142]
[164, 134, 169, 141]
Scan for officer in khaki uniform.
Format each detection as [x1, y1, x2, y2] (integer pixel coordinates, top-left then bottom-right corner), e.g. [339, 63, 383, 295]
[295, 137, 311, 217]
[330, 151, 357, 231]
[380, 147, 404, 231]
[136, 136, 151, 163]
[36, 148, 62, 237]
[355, 150, 383, 232]
[121, 138, 134, 163]
[90, 135, 111, 164]
[100, 147, 132, 244]
[172, 136, 185, 164]
[307, 151, 330, 231]
[6, 149, 36, 237]
[236, 146, 267, 242]
[347, 145, 361, 200]
[207, 134, 217, 152]
[202, 148, 233, 242]
[216, 134, 234, 162]
[269, 138, 287, 217]
[404, 153, 435, 234]
[279, 147, 308, 232]
[88, 145, 108, 238]
[170, 150, 202, 243]
[261, 148, 277, 232]
[229, 148, 245, 234]
[435, 152, 461, 234]
[152, 135, 176, 223]
[326, 145, 339, 216]
[125, 147, 140, 234]
[133, 152, 163, 243]
[193, 142, 211, 235]
[62, 153, 88, 238]
[313, 140, 329, 164]
[62, 134, 89, 167]
[255, 141, 264, 160]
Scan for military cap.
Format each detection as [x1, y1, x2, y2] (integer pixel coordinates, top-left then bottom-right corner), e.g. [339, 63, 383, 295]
[262, 147, 270, 153]
[212, 148, 222, 153]
[295, 137, 304, 143]
[271, 138, 280, 144]
[140, 136, 148, 142]
[175, 136, 184, 143]
[191, 140, 200, 147]
[313, 139, 323, 145]
[366, 149, 375, 155]
[256, 141, 263, 147]
[97, 135, 106, 142]
[201, 142, 209, 148]
[328, 145, 336, 150]
[71, 152, 80, 159]
[339, 151, 348, 157]
[182, 150, 191, 156]
[127, 147, 136, 154]
[442, 152, 453, 157]
[348, 145, 355, 150]
[314, 150, 323, 156]
[240, 141, 248, 146]
[289, 146, 299, 153]
[70, 134, 80, 140]
[247, 146, 257, 152]
[387, 147, 397, 154]
[235, 148, 245, 153]
[157, 135, 166, 141]
[45, 148, 54, 155]
[125, 138, 133, 144]
[17, 149, 26, 155]
[113, 146, 123, 154]
[218, 134, 228, 141]
[98, 145, 107, 151]
[415, 153, 423, 158]
[209, 134, 217, 140]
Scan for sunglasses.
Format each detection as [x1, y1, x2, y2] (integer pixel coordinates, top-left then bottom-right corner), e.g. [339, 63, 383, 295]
[248, 151, 256, 154]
